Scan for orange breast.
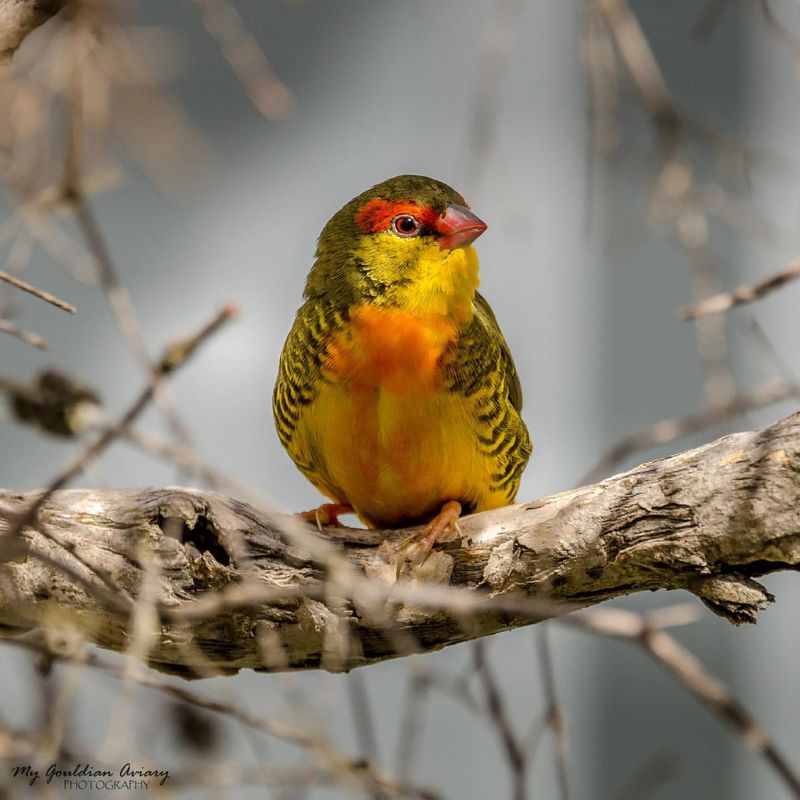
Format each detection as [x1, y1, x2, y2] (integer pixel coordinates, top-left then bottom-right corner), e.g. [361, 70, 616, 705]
[303, 305, 486, 527]
[325, 306, 457, 395]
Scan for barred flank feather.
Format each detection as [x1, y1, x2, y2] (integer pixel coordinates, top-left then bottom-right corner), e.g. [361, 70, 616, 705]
[443, 292, 531, 504]
[272, 303, 347, 474]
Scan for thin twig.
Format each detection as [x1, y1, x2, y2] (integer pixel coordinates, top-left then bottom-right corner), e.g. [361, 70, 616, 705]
[0, 230, 36, 315]
[744, 318, 800, 390]
[0, 269, 76, 313]
[582, 379, 798, 483]
[753, 0, 800, 71]
[642, 630, 799, 796]
[192, 0, 294, 120]
[679, 260, 800, 319]
[692, 0, 731, 41]
[347, 670, 382, 799]
[157, 576, 564, 627]
[612, 754, 679, 800]
[395, 671, 432, 781]
[535, 626, 569, 800]
[473, 641, 528, 800]
[0, 317, 47, 349]
[593, 0, 674, 124]
[35, 658, 84, 763]
[115, 423, 251, 494]
[571, 615, 800, 798]
[457, 0, 523, 194]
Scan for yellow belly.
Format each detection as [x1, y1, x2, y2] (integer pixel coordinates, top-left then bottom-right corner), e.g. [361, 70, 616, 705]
[304, 381, 495, 528]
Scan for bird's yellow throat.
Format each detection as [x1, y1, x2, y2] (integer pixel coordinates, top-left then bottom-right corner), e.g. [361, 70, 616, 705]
[351, 234, 480, 325]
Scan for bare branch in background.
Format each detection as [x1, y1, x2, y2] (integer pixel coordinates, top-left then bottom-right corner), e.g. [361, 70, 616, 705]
[588, 0, 738, 405]
[0, 269, 76, 313]
[62, 54, 202, 464]
[613, 753, 679, 800]
[753, 0, 800, 72]
[395, 670, 433, 782]
[535, 626, 570, 800]
[592, 0, 673, 126]
[586, 615, 800, 797]
[582, 379, 799, 483]
[347, 669, 381, 792]
[745, 317, 800, 391]
[3, 303, 236, 541]
[474, 640, 528, 800]
[679, 259, 800, 319]
[457, 0, 523, 195]
[1, 636, 439, 800]
[0, 316, 47, 348]
[692, 0, 731, 41]
[192, 0, 294, 120]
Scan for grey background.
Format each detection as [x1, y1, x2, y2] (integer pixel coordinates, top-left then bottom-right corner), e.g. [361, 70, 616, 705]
[1, 1, 799, 798]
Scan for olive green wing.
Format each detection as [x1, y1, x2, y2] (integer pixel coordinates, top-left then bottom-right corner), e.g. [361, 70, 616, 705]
[473, 292, 524, 412]
[272, 301, 346, 479]
[444, 291, 531, 503]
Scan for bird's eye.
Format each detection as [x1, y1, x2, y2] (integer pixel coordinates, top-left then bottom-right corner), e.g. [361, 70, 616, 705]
[390, 214, 420, 237]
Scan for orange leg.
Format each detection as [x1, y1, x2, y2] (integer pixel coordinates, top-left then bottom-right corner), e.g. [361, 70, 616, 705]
[296, 502, 354, 530]
[396, 500, 463, 574]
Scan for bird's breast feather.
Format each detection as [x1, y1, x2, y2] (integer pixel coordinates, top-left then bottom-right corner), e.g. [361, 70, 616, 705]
[324, 306, 459, 394]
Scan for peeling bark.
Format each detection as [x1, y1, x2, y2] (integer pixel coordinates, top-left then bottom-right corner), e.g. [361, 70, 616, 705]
[0, 412, 799, 677]
[0, 0, 69, 62]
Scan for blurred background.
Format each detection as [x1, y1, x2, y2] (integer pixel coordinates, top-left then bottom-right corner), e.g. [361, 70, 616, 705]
[1, 0, 799, 797]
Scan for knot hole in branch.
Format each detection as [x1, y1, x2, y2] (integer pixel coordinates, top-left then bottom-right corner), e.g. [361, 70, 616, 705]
[157, 511, 230, 567]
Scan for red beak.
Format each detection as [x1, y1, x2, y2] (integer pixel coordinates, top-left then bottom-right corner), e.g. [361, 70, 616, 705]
[435, 204, 488, 250]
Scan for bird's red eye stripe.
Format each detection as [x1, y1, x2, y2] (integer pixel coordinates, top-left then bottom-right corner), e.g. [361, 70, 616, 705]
[355, 199, 438, 234]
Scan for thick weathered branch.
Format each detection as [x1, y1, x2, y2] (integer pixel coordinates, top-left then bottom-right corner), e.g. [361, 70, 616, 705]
[0, 0, 69, 62]
[0, 412, 798, 677]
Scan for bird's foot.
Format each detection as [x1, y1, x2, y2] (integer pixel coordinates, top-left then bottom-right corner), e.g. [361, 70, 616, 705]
[396, 500, 462, 578]
[296, 502, 354, 531]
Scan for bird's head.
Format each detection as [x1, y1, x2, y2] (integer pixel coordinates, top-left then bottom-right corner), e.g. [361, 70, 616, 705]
[305, 175, 486, 319]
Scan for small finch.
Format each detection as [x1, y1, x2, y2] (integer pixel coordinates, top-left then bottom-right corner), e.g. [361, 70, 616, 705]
[273, 175, 531, 558]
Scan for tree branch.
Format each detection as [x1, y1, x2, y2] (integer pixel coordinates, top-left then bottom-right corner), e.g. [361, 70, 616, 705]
[0, 411, 798, 677]
[0, 0, 69, 62]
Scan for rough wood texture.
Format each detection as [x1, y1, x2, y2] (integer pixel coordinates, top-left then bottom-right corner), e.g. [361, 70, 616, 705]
[0, 0, 68, 62]
[0, 412, 798, 677]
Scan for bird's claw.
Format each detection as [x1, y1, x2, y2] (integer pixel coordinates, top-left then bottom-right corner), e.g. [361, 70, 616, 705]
[296, 502, 353, 530]
[395, 501, 462, 578]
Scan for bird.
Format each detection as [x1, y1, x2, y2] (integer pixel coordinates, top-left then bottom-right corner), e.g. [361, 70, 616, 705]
[273, 174, 531, 561]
